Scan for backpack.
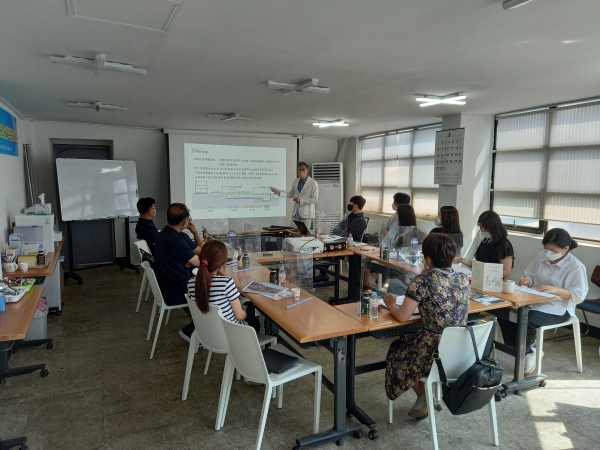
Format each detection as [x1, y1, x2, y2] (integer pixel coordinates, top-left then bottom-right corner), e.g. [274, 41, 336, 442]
[434, 323, 504, 415]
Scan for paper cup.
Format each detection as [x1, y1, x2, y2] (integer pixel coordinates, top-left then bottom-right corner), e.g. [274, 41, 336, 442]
[291, 288, 301, 300]
[19, 262, 29, 272]
[3, 262, 18, 273]
[503, 280, 515, 294]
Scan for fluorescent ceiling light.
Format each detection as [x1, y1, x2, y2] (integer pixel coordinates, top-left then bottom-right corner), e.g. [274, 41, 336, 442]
[268, 78, 330, 96]
[502, 0, 537, 10]
[312, 120, 349, 128]
[51, 53, 146, 76]
[207, 113, 251, 122]
[68, 101, 127, 112]
[416, 94, 466, 107]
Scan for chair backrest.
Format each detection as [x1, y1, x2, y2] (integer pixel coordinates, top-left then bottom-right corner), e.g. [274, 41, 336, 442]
[218, 309, 270, 384]
[591, 265, 600, 289]
[366, 219, 383, 235]
[185, 295, 231, 354]
[140, 261, 164, 306]
[317, 221, 332, 235]
[134, 240, 150, 257]
[436, 321, 494, 381]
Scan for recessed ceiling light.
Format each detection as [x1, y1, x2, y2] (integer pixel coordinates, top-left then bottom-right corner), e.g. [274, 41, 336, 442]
[207, 113, 251, 122]
[268, 78, 330, 96]
[312, 120, 348, 128]
[416, 94, 466, 107]
[502, 0, 537, 11]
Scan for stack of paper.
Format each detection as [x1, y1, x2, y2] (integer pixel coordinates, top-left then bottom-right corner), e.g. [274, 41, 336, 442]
[516, 286, 557, 298]
[378, 295, 420, 315]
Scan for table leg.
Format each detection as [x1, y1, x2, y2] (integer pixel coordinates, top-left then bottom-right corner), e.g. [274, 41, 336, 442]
[333, 260, 340, 302]
[295, 337, 361, 448]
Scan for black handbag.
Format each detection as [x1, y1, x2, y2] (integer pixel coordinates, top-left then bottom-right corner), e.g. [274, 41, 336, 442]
[434, 324, 503, 416]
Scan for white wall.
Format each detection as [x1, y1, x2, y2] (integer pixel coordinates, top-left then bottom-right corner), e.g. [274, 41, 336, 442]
[30, 122, 167, 257]
[0, 99, 31, 248]
[299, 137, 339, 166]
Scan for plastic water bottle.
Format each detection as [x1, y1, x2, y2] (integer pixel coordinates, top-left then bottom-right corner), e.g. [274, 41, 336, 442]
[278, 265, 287, 287]
[369, 291, 379, 319]
[347, 233, 353, 248]
[410, 237, 418, 265]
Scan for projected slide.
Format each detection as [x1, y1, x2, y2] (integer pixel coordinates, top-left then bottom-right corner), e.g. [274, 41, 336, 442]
[184, 143, 286, 219]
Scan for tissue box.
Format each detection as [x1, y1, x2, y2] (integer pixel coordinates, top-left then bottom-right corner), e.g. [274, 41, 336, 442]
[25, 203, 52, 215]
[18, 255, 37, 265]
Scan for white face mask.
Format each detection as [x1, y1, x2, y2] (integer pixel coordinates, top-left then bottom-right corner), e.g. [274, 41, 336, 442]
[392, 203, 397, 211]
[434, 217, 441, 226]
[545, 249, 564, 261]
[481, 231, 492, 239]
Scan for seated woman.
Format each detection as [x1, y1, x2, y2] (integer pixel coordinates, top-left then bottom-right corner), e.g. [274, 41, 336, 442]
[496, 228, 588, 376]
[187, 240, 260, 332]
[384, 234, 470, 419]
[454, 210, 514, 278]
[430, 206, 464, 255]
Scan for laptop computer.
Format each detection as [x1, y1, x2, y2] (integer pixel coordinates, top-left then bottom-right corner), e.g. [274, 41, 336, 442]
[262, 348, 299, 374]
[293, 220, 312, 237]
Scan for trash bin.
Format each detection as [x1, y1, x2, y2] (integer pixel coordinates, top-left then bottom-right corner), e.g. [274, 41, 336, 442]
[24, 298, 49, 341]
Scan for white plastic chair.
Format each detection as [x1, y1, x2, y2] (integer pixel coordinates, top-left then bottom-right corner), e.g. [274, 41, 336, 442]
[182, 297, 277, 401]
[365, 219, 383, 236]
[314, 221, 332, 235]
[141, 261, 188, 359]
[388, 321, 498, 450]
[134, 240, 152, 312]
[536, 314, 582, 375]
[216, 310, 322, 450]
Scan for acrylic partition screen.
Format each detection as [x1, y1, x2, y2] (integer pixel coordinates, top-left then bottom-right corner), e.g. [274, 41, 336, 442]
[55, 158, 139, 221]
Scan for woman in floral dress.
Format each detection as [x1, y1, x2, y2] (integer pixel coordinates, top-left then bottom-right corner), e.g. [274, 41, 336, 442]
[383, 233, 470, 419]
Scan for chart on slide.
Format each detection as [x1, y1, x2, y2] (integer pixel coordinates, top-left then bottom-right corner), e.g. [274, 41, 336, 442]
[184, 143, 287, 219]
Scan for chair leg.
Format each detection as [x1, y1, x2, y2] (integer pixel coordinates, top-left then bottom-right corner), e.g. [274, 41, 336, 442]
[236, 369, 241, 381]
[426, 379, 439, 450]
[581, 311, 591, 336]
[535, 328, 544, 375]
[203, 351, 213, 376]
[313, 368, 322, 434]
[147, 303, 157, 340]
[145, 284, 151, 302]
[136, 273, 147, 312]
[255, 386, 273, 450]
[216, 355, 235, 430]
[388, 399, 393, 424]
[182, 334, 198, 401]
[489, 396, 499, 446]
[277, 384, 283, 409]
[573, 319, 583, 373]
[272, 387, 276, 399]
[377, 273, 383, 290]
[149, 308, 165, 359]
[165, 309, 171, 325]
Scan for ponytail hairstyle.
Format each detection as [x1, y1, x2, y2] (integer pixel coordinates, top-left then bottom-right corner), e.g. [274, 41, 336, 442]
[195, 240, 229, 313]
[542, 228, 578, 252]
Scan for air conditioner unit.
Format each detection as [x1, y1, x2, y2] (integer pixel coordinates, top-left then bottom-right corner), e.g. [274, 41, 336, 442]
[312, 162, 343, 233]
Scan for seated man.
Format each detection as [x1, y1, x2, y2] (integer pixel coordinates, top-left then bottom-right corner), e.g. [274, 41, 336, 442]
[135, 197, 158, 253]
[154, 203, 203, 342]
[331, 195, 368, 239]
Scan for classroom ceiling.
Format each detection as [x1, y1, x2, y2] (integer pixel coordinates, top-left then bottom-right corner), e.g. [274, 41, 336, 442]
[1, 0, 600, 138]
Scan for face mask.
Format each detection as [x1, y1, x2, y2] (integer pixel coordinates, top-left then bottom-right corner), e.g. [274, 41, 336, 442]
[545, 249, 564, 261]
[347, 204, 353, 212]
[481, 231, 492, 239]
[392, 204, 398, 211]
[434, 217, 441, 226]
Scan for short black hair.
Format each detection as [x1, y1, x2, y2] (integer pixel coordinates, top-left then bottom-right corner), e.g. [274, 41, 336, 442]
[167, 203, 190, 225]
[393, 192, 411, 205]
[137, 197, 155, 215]
[422, 233, 457, 269]
[349, 195, 366, 210]
[542, 228, 578, 251]
[477, 211, 507, 242]
[298, 161, 309, 170]
[396, 204, 416, 226]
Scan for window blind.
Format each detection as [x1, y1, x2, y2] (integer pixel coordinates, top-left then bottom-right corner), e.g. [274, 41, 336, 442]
[359, 124, 441, 218]
[494, 102, 600, 225]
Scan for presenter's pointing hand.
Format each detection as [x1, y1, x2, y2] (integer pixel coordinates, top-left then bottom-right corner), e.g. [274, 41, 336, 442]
[270, 187, 280, 195]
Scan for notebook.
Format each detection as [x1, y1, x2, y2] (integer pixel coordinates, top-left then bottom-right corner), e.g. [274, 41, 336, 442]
[262, 348, 299, 374]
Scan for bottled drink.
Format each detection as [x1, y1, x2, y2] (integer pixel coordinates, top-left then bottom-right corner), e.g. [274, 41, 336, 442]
[237, 247, 243, 269]
[410, 237, 419, 265]
[36, 244, 45, 266]
[278, 265, 287, 287]
[369, 291, 379, 319]
[314, 226, 320, 240]
[270, 269, 278, 284]
[242, 253, 250, 268]
[202, 227, 208, 240]
[382, 246, 389, 260]
[361, 291, 371, 315]
[347, 233, 353, 248]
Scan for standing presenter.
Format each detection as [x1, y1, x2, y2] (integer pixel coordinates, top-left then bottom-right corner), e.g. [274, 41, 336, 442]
[270, 161, 319, 230]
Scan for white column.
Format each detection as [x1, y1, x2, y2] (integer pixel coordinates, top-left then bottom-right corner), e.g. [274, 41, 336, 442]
[438, 114, 494, 258]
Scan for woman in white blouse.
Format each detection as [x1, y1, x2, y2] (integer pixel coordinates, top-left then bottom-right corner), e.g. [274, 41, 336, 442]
[497, 228, 588, 376]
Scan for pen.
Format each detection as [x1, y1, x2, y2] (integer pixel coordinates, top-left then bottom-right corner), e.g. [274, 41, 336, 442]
[286, 297, 313, 309]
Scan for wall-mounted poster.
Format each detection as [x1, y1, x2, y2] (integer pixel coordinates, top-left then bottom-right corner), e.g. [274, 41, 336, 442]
[0, 106, 18, 157]
[434, 127, 464, 185]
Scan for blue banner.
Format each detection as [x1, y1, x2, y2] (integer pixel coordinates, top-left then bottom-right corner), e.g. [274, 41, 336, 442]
[0, 106, 18, 157]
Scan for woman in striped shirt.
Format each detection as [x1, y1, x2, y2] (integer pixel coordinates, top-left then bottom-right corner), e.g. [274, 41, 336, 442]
[188, 240, 260, 332]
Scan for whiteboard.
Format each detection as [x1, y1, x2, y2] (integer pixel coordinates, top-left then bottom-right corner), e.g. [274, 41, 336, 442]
[56, 159, 139, 221]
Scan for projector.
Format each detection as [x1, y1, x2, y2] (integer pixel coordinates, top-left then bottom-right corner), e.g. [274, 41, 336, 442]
[284, 237, 324, 255]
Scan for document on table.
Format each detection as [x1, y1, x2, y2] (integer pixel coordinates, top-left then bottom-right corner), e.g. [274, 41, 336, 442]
[452, 263, 472, 276]
[516, 286, 557, 298]
[470, 290, 506, 306]
[378, 295, 420, 315]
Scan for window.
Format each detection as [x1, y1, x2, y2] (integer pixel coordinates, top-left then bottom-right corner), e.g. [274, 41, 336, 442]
[492, 99, 600, 241]
[359, 124, 441, 219]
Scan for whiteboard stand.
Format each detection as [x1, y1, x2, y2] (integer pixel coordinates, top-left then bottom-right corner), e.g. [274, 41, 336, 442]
[117, 217, 140, 274]
[64, 221, 84, 285]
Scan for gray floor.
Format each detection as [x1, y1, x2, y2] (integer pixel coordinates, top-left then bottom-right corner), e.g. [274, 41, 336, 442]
[1, 266, 600, 450]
